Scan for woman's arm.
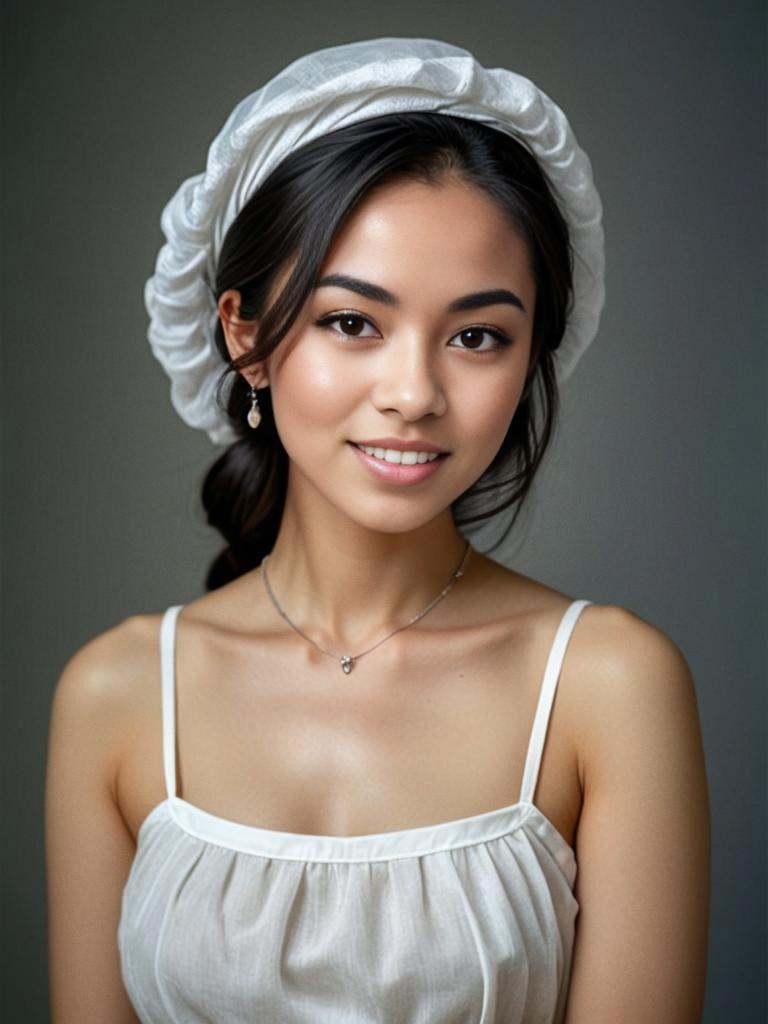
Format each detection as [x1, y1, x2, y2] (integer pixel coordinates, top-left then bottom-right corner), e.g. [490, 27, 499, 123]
[564, 606, 711, 1023]
[45, 625, 142, 1023]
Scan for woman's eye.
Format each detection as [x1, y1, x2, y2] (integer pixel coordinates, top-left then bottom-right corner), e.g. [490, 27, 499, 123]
[449, 327, 512, 352]
[315, 313, 379, 339]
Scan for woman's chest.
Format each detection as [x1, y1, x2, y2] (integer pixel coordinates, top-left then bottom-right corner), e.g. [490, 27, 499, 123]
[119, 615, 583, 847]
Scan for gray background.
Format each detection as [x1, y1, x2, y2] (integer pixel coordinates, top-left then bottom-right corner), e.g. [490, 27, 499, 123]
[2, 0, 765, 1019]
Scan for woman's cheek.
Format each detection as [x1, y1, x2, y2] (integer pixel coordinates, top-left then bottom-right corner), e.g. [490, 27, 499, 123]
[466, 378, 521, 449]
[271, 345, 356, 442]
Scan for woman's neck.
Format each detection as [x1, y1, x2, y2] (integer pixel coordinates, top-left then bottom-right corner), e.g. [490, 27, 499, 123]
[262, 502, 471, 653]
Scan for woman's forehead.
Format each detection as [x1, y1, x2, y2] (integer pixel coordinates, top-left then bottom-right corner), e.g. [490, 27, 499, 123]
[318, 179, 535, 307]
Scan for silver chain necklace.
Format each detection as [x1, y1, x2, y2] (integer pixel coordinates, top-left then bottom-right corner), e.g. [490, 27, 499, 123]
[261, 540, 472, 674]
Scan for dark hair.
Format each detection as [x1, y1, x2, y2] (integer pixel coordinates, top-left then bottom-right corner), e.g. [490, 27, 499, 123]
[202, 112, 573, 590]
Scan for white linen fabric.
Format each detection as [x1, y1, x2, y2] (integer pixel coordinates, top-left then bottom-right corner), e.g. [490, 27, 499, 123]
[144, 36, 605, 445]
[118, 598, 592, 1022]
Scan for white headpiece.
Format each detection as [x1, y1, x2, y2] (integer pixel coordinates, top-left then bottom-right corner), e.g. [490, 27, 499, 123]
[145, 36, 605, 445]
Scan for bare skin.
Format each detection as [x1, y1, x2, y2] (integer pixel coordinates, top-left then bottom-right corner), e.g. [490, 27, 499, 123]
[116, 561, 586, 848]
[46, 177, 710, 1022]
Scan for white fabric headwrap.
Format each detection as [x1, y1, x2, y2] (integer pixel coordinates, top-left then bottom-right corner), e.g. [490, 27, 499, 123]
[145, 36, 605, 445]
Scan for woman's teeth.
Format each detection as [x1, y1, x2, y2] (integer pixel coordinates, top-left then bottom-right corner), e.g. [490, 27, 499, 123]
[354, 443, 441, 465]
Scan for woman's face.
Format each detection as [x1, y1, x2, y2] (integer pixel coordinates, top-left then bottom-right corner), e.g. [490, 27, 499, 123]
[255, 176, 536, 535]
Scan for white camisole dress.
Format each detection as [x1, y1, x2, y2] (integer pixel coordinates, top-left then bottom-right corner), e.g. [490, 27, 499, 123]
[118, 597, 593, 1023]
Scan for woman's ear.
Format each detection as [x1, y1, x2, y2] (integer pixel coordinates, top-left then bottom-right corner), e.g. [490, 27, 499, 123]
[217, 289, 270, 389]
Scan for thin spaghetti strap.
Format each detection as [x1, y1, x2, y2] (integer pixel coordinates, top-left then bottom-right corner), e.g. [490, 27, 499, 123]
[518, 599, 593, 806]
[160, 604, 184, 801]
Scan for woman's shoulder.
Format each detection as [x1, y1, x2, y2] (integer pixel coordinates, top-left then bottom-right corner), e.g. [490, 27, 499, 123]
[532, 586, 701, 787]
[46, 613, 168, 822]
[484, 560, 697, 720]
[551, 585, 694, 703]
[50, 584, 266, 726]
[495, 572, 702, 812]
[51, 611, 167, 745]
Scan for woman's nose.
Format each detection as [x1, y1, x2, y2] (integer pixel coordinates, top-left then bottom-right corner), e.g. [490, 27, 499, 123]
[370, 336, 448, 421]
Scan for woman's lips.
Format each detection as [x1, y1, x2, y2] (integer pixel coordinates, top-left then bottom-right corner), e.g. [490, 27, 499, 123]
[347, 442, 449, 486]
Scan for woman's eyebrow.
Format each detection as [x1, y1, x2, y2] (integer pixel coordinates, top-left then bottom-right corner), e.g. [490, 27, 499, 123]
[315, 273, 527, 315]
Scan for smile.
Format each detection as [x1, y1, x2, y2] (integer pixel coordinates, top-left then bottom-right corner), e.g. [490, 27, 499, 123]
[347, 442, 449, 486]
[353, 443, 442, 465]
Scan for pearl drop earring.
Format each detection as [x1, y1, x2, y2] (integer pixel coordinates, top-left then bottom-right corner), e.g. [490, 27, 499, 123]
[247, 385, 262, 429]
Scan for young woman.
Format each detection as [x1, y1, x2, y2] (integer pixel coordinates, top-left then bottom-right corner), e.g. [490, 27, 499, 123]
[45, 38, 710, 1023]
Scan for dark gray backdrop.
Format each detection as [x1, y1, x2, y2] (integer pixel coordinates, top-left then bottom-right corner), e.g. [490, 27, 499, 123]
[2, 1, 766, 1020]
